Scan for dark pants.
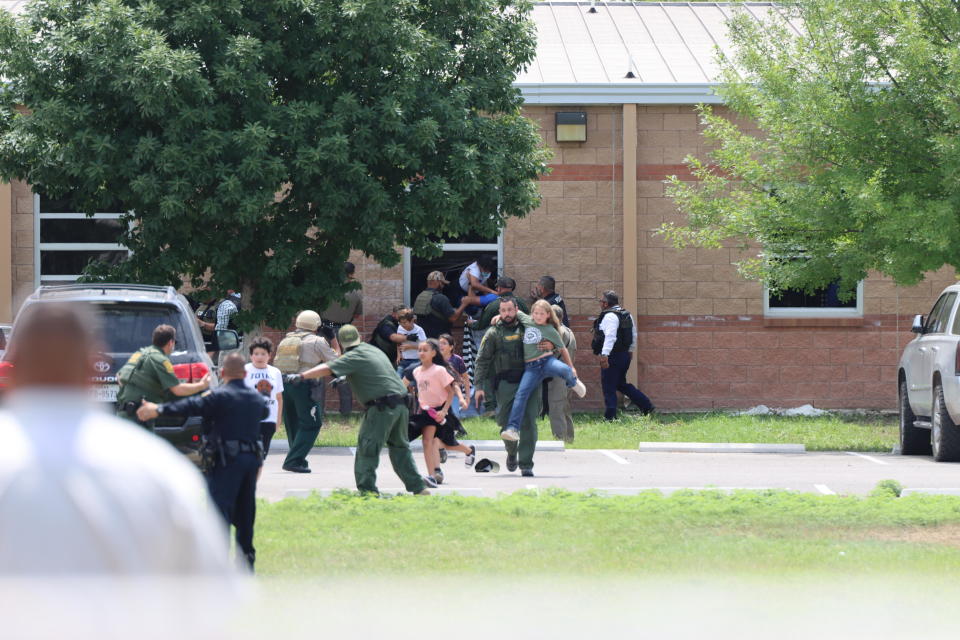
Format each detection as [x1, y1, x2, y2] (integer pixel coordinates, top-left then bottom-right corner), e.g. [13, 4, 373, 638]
[206, 451, 261, 570]
[283, 383, 321, 468]
[601, 351, 653, 420]
[335, 381, 353, 416]
[260, 422, 276, 455]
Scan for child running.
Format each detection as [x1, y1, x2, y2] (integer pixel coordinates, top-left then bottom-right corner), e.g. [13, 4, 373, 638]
[499, 299, 586, 442]
[438, 333, 470, 418]
[407, 339, 476, 485]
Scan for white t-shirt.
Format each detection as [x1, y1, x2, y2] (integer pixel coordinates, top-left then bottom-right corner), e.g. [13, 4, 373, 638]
[458, 261, 491, 294]
[0, 389, 238, 575]
[244, 363, 284, 424]
[397, 324, 427, 361]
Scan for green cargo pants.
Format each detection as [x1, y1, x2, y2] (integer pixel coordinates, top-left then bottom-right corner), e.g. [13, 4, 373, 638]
[282, 382, 321, 469]
[496, 380, 541, 471]
[355, 404, 425, 495]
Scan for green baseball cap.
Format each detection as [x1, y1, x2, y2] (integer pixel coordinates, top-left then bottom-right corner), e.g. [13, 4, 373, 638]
[338, 324, 362, 349]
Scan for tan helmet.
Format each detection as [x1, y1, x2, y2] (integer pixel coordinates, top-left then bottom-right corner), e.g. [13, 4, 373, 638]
[295, 310, 321, 331]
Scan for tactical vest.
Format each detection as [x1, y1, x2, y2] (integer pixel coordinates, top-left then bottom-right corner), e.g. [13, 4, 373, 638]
[412, 289, 448, 322]
[370, 315, 399, 362]
[274, 330, 310, 374]
[592, 308, 633, 355]
[116, 346, 172, 403]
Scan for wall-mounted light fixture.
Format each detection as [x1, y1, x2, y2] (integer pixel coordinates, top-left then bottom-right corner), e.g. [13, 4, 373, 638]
[555, 111, 587, 142]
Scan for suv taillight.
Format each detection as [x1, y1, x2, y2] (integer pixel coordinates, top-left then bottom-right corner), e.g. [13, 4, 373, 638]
[172, 362, 211, 383]
[0, 361, 12, 388]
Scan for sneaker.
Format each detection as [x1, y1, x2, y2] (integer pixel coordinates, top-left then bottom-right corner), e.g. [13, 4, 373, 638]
[500, 427, 520, 442]
[572, 379, 587, 398]
[464, 445, 477, 467]
[422, 475, 438, 489]
[439, 448, 448, 464]
[433, 468, 444, 485]
[521, 469, 534, 477]
[506, 451, 518, 472]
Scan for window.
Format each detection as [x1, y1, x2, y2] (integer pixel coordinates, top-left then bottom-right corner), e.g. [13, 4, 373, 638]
[763, 281, 863, 318]
[926, 292, 957, 334]
[403, 234, 503, 306]
[34, 193, 129, 287]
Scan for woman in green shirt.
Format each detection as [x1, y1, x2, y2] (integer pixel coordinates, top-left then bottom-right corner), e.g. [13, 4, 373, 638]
[500, 300, 586, 441]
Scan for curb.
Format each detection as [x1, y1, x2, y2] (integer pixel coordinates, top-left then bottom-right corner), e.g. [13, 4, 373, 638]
[270, 439, 566, 454]
[638, 442, 806, 454]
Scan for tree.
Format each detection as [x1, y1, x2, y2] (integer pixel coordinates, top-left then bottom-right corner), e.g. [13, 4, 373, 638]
[662, 0, 960, 298]
[0, 0, 549, 328]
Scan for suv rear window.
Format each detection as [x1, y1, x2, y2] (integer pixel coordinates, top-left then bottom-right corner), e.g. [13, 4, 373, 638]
[93, 303, 189, 353]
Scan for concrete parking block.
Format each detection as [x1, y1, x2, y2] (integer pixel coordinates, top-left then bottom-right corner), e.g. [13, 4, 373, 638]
[638, 442, 806, 454]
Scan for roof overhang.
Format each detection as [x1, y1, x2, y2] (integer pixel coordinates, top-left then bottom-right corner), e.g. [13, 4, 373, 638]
[515, 82, 723, 105]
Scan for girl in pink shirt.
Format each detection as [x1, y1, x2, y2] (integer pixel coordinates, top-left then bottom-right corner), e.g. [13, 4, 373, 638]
[408, 339, 476, 485]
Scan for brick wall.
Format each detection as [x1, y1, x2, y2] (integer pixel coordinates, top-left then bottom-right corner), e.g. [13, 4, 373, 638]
[11, 180, 34, 313]
[330, 103, 960, 412]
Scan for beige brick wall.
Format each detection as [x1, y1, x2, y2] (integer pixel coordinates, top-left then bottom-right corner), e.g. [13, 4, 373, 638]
[11, 180, 34, 314]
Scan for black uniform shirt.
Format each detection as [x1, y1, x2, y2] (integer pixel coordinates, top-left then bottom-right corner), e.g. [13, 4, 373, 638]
[161, 379, 267, 442]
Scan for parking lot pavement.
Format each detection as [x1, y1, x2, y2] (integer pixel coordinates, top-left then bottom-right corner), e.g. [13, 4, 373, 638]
[256, 446, 960, 501]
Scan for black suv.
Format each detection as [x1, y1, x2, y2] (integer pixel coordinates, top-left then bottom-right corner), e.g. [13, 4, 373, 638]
[0, 284, 239, 461]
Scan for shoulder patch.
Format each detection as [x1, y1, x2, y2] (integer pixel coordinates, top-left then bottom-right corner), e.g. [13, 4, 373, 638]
[163, 360, 175, 374]
[129, 352, 142, 363]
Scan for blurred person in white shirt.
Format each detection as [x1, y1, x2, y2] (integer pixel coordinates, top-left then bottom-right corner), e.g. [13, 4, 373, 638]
[0, 302, 236, 575]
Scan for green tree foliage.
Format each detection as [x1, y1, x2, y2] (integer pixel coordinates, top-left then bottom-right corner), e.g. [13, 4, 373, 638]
[0, 0, 548, 328]
[662, 0, 960, 297]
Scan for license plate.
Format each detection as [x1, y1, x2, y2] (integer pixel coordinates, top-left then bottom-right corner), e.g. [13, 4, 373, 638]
[92, 384, 118, 403]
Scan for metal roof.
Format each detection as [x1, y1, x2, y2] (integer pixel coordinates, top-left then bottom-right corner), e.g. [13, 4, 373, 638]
[0, 1, 778, 105]
[518, 2, 789, 104]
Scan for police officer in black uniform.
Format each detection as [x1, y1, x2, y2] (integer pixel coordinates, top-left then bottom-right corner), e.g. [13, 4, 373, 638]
[137, 353, 267, 570]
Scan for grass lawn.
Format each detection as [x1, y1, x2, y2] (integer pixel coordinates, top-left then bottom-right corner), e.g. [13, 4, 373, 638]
[275, 411, 898, 451]
[256, 488, 960, 577]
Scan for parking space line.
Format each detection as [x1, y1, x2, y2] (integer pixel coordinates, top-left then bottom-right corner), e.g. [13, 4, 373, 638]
[814, 484, 835, 495]
[845, 452, 889, 465]
[598, 449, 629, 465]
[526, 484, 538, 491]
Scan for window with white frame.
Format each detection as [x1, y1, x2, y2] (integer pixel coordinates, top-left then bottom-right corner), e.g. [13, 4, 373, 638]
[403, 231, 503, 306]
[34, 193, 129, 288]
[763, 280, 863, 317]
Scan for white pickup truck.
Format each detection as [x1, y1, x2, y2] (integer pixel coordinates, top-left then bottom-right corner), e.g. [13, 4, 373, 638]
[898, 284, 960, 461]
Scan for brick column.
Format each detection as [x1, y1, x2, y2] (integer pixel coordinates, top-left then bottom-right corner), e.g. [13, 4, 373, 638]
[0, 182, 11, 322]
[622, 103, 638, 384]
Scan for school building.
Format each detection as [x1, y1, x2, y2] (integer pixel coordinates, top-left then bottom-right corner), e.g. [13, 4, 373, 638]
[1, 2, 950, 410]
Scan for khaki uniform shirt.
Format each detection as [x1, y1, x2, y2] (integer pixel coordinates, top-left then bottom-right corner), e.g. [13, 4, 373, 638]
[297, 333, 338, 374]
[321, 285, 363, 324]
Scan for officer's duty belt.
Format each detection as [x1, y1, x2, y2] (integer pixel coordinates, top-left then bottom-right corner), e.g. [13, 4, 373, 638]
[364, 394, 408, 410]
[223, 440, 260, 454]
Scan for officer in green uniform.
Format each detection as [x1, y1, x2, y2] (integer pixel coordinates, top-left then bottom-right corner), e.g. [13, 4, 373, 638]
[115, 324, 210, 428]
[288, 324, 428, 495]
[472, 276, 530, 413]
[473, 297, 542, 475]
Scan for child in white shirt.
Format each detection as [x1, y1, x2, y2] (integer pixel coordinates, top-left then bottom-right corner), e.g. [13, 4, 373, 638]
[244, 337, 284, 456]
[396, 310, 427, 376]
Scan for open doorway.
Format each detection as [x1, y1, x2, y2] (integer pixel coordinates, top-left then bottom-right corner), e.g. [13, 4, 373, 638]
[403, 235, 502, 306]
